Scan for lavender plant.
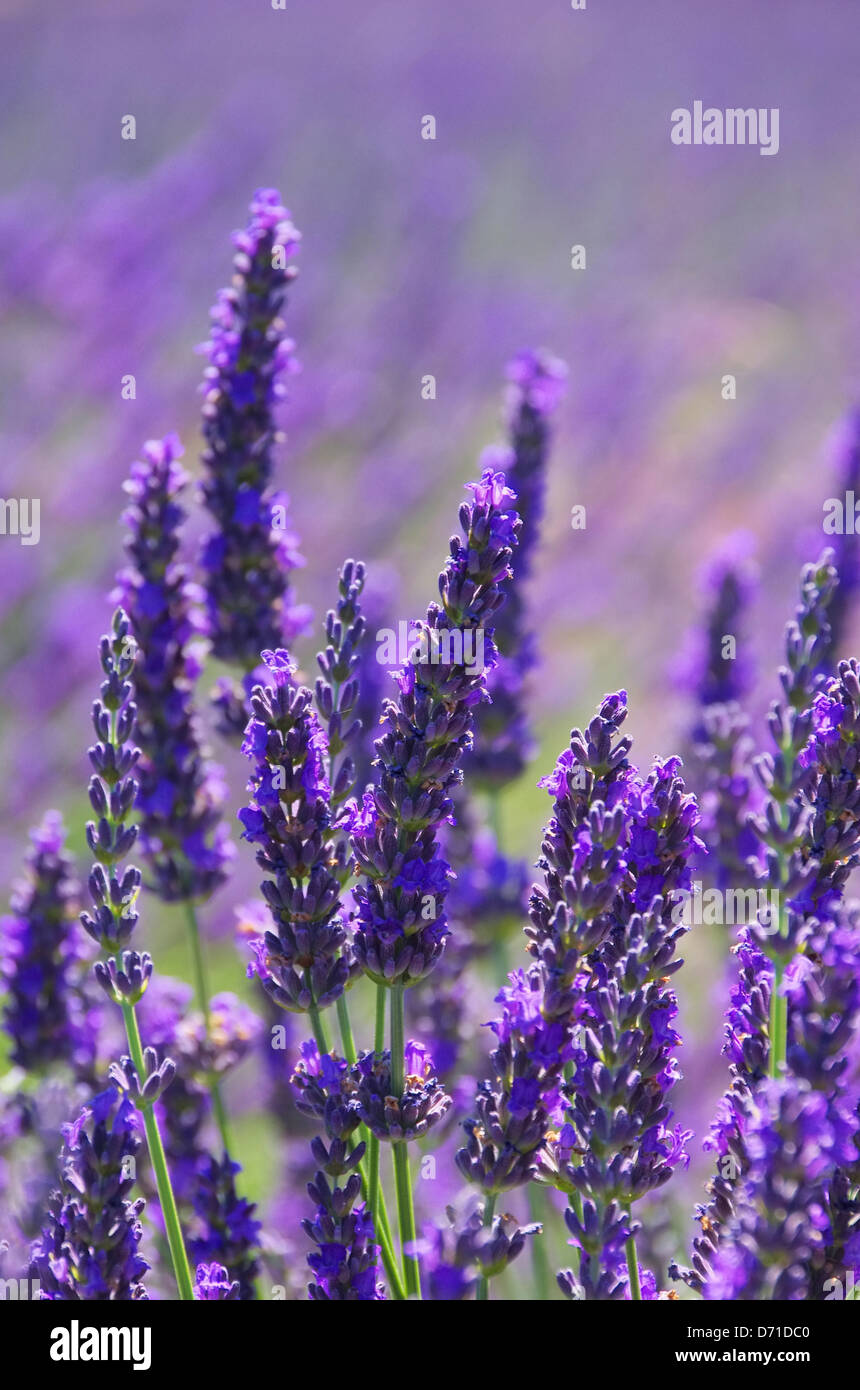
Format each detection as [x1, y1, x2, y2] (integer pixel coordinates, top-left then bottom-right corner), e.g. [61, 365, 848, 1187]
[8, 180, 860, 1318]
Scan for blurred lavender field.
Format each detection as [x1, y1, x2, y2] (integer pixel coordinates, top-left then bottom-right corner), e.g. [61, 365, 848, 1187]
[3, 0, 860, 1300]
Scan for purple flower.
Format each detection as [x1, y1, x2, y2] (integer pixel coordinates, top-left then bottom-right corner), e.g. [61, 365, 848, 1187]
[1, 812, 89, 1073]
[469, 350, 566, 787]
[238, 656, 357, 1015]
[198, 189, 311, 730]
[353, 1045, 451, 1143]
[706, 1080, 857, 1300]
[290, 1047, 384, 1300]
[30, 1088, 149, 1300]
[194, 1262, 239, 1300]
[188, 1154, 261, 1301]
[115, 434, 234, 901]
[350, 467, 520, 986]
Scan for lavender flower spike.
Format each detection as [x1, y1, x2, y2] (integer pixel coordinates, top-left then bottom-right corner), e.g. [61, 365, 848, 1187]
[469, 349, 566, 786]
[116, 433, 233, 901]
[1, 811, 86, 1073]
[291, 1043, 385, 1300]
[239, 648, 359, 1014]
[30, 1087, 149, 1300]
[199, 188, 310, 733]
[349, 468, 521, 987]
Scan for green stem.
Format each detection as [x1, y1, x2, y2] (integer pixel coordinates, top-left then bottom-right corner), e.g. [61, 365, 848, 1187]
[121, 1000, 194, 1301]
[769, 959, 786, 1078]
[182, 898, 233, 1155]
[325, 991, 403, 1300]
[308, 1004, 332, 1056]
[476, 1193, 497, 1301]
[390, 983, 420, 1298]
[625, 1233, 642, 1301]
[393, 1141, 419, 1298]
[368, 985, 386, 1243]
[528, 1185, 553, 1300]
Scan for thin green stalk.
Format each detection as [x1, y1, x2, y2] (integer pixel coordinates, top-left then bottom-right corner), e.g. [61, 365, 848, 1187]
[182, 898, 233, 1155]
[528, 1185, 553, 1300]
[390, 983, 421, 1298]
[368, 984, 387, 1234]
[476, 1193, 497, 1301]
[625, 1233, 641, 1301]
[121, 1000, 194, 1301]
[334, 990, 400, 1286]
[308, 1003, 332, 1055]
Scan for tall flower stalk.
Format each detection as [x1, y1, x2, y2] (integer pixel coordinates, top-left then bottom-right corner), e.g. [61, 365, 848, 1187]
[199, 187, 310, 736]
[79, 609, 194, 1301]
[348, 467, 521, 1297]
[117, 433, 234, 1155]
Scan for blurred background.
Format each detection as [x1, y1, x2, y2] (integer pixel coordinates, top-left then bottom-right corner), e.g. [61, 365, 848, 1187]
[3, 0, 860, 1294]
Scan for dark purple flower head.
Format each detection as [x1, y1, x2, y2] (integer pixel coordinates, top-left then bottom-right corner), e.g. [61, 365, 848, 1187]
[350, 469, 520, 987]
[314, 558, 369, 816]
[194, 1261, 240, 1300]
[706, 1079, 857, 1300]
[819, 409, 860, 670]
[116, 434, 233, 901]
[1, 811, 88, 1072]
[80, 609, 142, 954]
[353, 1045, 451, 1143]
[199, 189, 311, 717]
[239, 654, 358, 1015]
[188, 1153, 261, 1300]
[457, 967, 571, 1195]
[30, 1087, 149, 1300]
[292, 1045, 384, 1300]
[419, 1200, 540, 1300]
[678, 531, 758, 721]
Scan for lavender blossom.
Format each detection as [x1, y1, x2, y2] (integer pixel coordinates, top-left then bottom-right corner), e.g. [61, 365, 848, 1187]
[706, 1080, 857, 1300]
[116, 433, 233, 901]
[456, 967, 571, 1194]
[524, 696, 699, 1298]
[30, 1087, 149, 1300]
[353, 1041, 451, 1143]
[820, 409, 860, 668]
[290, 1043, 384, 1300]
[419, 1201, 540, 1300]
[239, 649, 358, 1014]
[1, 812, 86, 1073]
[188, 1153, 261, 1301]
[469, 350, 566, 786]
[199, 188, 310, 733]
[349, 468, 520, 987]
[314, 558, 368, 815]
[194, 1262, 240, 1300]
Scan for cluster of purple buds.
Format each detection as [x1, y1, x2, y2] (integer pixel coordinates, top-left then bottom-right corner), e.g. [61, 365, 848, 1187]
[820, 409, 860, 668]
[1, 811, 86, 1073]
[188, 1153, 261, 1300]
[29, 1088, 149, 1300]
[419, 1201, 540, 1300]
[199, 188, 309, 733]
[469, 350, 566, 786]
[520, 693, 698, 1297]
[457, 968, 569, 1193]
[683, 533, 757, 729]
[349, 468, 520, 987]
[290, 1043, 384, 1300]
[352, 1041, 451, 1143]
[239, 649, 358, 1013]
[706, 1080, 858, 1300]
[80, 609, 142, 957]
[116, 433, 233, 901]
[314, 558, 368, 816]
[194, 1262, 240, 1300]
